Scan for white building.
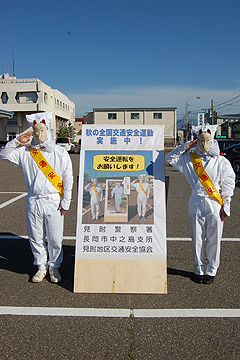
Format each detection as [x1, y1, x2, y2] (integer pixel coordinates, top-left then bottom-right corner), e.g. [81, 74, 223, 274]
[86, 107, 177, 146]
[0, 73, 75, 140]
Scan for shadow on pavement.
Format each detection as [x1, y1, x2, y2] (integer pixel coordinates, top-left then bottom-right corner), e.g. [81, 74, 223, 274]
[0, 233, 33, 276]
[59, 244, 75, 292]
[167, 267, 195, 281]
[0, 232, 75, 292]
[1, 233, 199, 290]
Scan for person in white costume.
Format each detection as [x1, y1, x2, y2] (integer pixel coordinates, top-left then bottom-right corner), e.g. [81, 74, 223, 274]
[131, 174, 150, 220]
[85, 179, 103, 220]
[166, 125, 235, 284]
[0, 112, 73, 283]
[111, 182, 124, 212]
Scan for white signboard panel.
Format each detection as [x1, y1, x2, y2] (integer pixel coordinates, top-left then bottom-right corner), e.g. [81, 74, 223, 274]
[74, 125, 167, 293]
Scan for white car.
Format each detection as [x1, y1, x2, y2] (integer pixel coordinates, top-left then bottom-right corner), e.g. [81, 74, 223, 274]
[56, 137, 75, 153]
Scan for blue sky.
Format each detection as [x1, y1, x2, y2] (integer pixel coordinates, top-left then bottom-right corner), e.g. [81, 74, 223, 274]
[2, 0, 240, 121]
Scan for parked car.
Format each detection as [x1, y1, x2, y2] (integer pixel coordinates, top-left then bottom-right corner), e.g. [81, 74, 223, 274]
[216, 138, 240, 151]
[220, 143, 240, 187]
[56, 137, 75, 153]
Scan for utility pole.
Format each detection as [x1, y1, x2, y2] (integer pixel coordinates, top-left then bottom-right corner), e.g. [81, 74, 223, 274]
[211, 99, 214, 125]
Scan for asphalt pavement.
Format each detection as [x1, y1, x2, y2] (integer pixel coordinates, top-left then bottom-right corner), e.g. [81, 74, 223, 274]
[0, 152, 239, 359]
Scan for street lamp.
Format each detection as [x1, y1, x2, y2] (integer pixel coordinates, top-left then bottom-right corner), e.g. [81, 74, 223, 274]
[185, 96, 201, 141]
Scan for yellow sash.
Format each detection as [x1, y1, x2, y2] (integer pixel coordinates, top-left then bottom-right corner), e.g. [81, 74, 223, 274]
[29, 147, 64, 197]
[139, 182, 147, 195]
[190, 152, 223, 206]
[91, 186, 100, 197]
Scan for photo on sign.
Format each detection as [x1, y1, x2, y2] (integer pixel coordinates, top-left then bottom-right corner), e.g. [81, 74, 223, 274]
[104, 179, 128, 223]
[81, 150, 154, 224]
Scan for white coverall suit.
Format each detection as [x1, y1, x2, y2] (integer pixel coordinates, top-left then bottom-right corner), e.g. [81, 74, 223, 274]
[166, 142, 235, 276]
[111, 184, 123, 212]
[85, 183, 103, 220]
[131, 179, 150, 218]
[0, 138, 73, 270]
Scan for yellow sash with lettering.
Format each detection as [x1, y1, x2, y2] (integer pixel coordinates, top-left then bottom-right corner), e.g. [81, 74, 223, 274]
[139, 182, 147, 195]
[29, 147, 64, 197]
[91, 186, 100, 197]
[190, 152, 223, 206]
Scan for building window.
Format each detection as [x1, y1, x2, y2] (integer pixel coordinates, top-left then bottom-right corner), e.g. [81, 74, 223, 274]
[153, 113, 162, 119]
[131, 113, 139, 119]
[1, 92, 8, 104]
[108, 113, 117, 120]
[7, 114, 17, 125]
[8, 133, 16, 140]
[44, 92, 48, 104]
[15, 92, 38, 103]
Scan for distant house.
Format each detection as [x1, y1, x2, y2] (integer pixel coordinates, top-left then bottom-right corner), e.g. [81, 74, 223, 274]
[0, 73, 75, 140]
[86, 107, 177, 146]
[75, 115, 87, 143]
[217, 114, 240, 139]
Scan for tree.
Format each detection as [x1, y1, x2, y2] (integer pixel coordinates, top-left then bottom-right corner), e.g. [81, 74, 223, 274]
[56, 124, 76, 139]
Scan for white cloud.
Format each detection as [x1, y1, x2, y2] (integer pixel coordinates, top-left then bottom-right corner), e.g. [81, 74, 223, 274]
[68, 85, 240, 117]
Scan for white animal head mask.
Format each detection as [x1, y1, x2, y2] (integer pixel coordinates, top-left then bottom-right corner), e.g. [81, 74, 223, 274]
[33, 121, 47, 144]
[192, 124, 218, 154]
[26, 112, 52, 144]
[25, 112, 56, 152]
[26, 112, 52, 128]
[198, 129, 212, 153]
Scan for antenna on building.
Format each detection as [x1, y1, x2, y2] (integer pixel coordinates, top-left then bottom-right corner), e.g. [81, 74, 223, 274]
[12, 45, 15, 76]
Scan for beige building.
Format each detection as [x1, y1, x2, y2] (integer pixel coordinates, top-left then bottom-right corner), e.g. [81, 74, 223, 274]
[216, 115, 240, 139]
[86, 107, 177, 146]
[74, 115, 86, 144]
[0, 73, 75, 140]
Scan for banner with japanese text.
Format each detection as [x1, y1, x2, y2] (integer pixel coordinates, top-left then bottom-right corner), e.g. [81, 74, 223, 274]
[74, 124, 167, 293]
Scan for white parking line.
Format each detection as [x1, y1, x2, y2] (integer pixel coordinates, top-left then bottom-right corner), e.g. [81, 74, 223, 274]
[82, 207, 91, 215]
[82, 208, 88, 215]
[133, 308, 240, 318]
[0, 192, 27, 209]
[167, 238, 240, 241]
[0, 192, 27, 193]
[0, 307, 239, 318]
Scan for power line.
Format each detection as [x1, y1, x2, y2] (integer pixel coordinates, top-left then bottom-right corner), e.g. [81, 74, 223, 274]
[214, 94, 240, 109]
[215, 101, 240, 111]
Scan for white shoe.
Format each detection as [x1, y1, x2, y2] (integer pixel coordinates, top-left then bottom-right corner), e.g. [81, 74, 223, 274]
[49, 269, 62, 283]
[32, 269, 47, 283]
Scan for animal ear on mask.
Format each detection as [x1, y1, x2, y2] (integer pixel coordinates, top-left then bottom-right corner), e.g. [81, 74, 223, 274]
[198, 129, 202, 135]
[207, 129, 211, 134]
[41, 119, 46, 125]
[33, 120, 36, 126]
